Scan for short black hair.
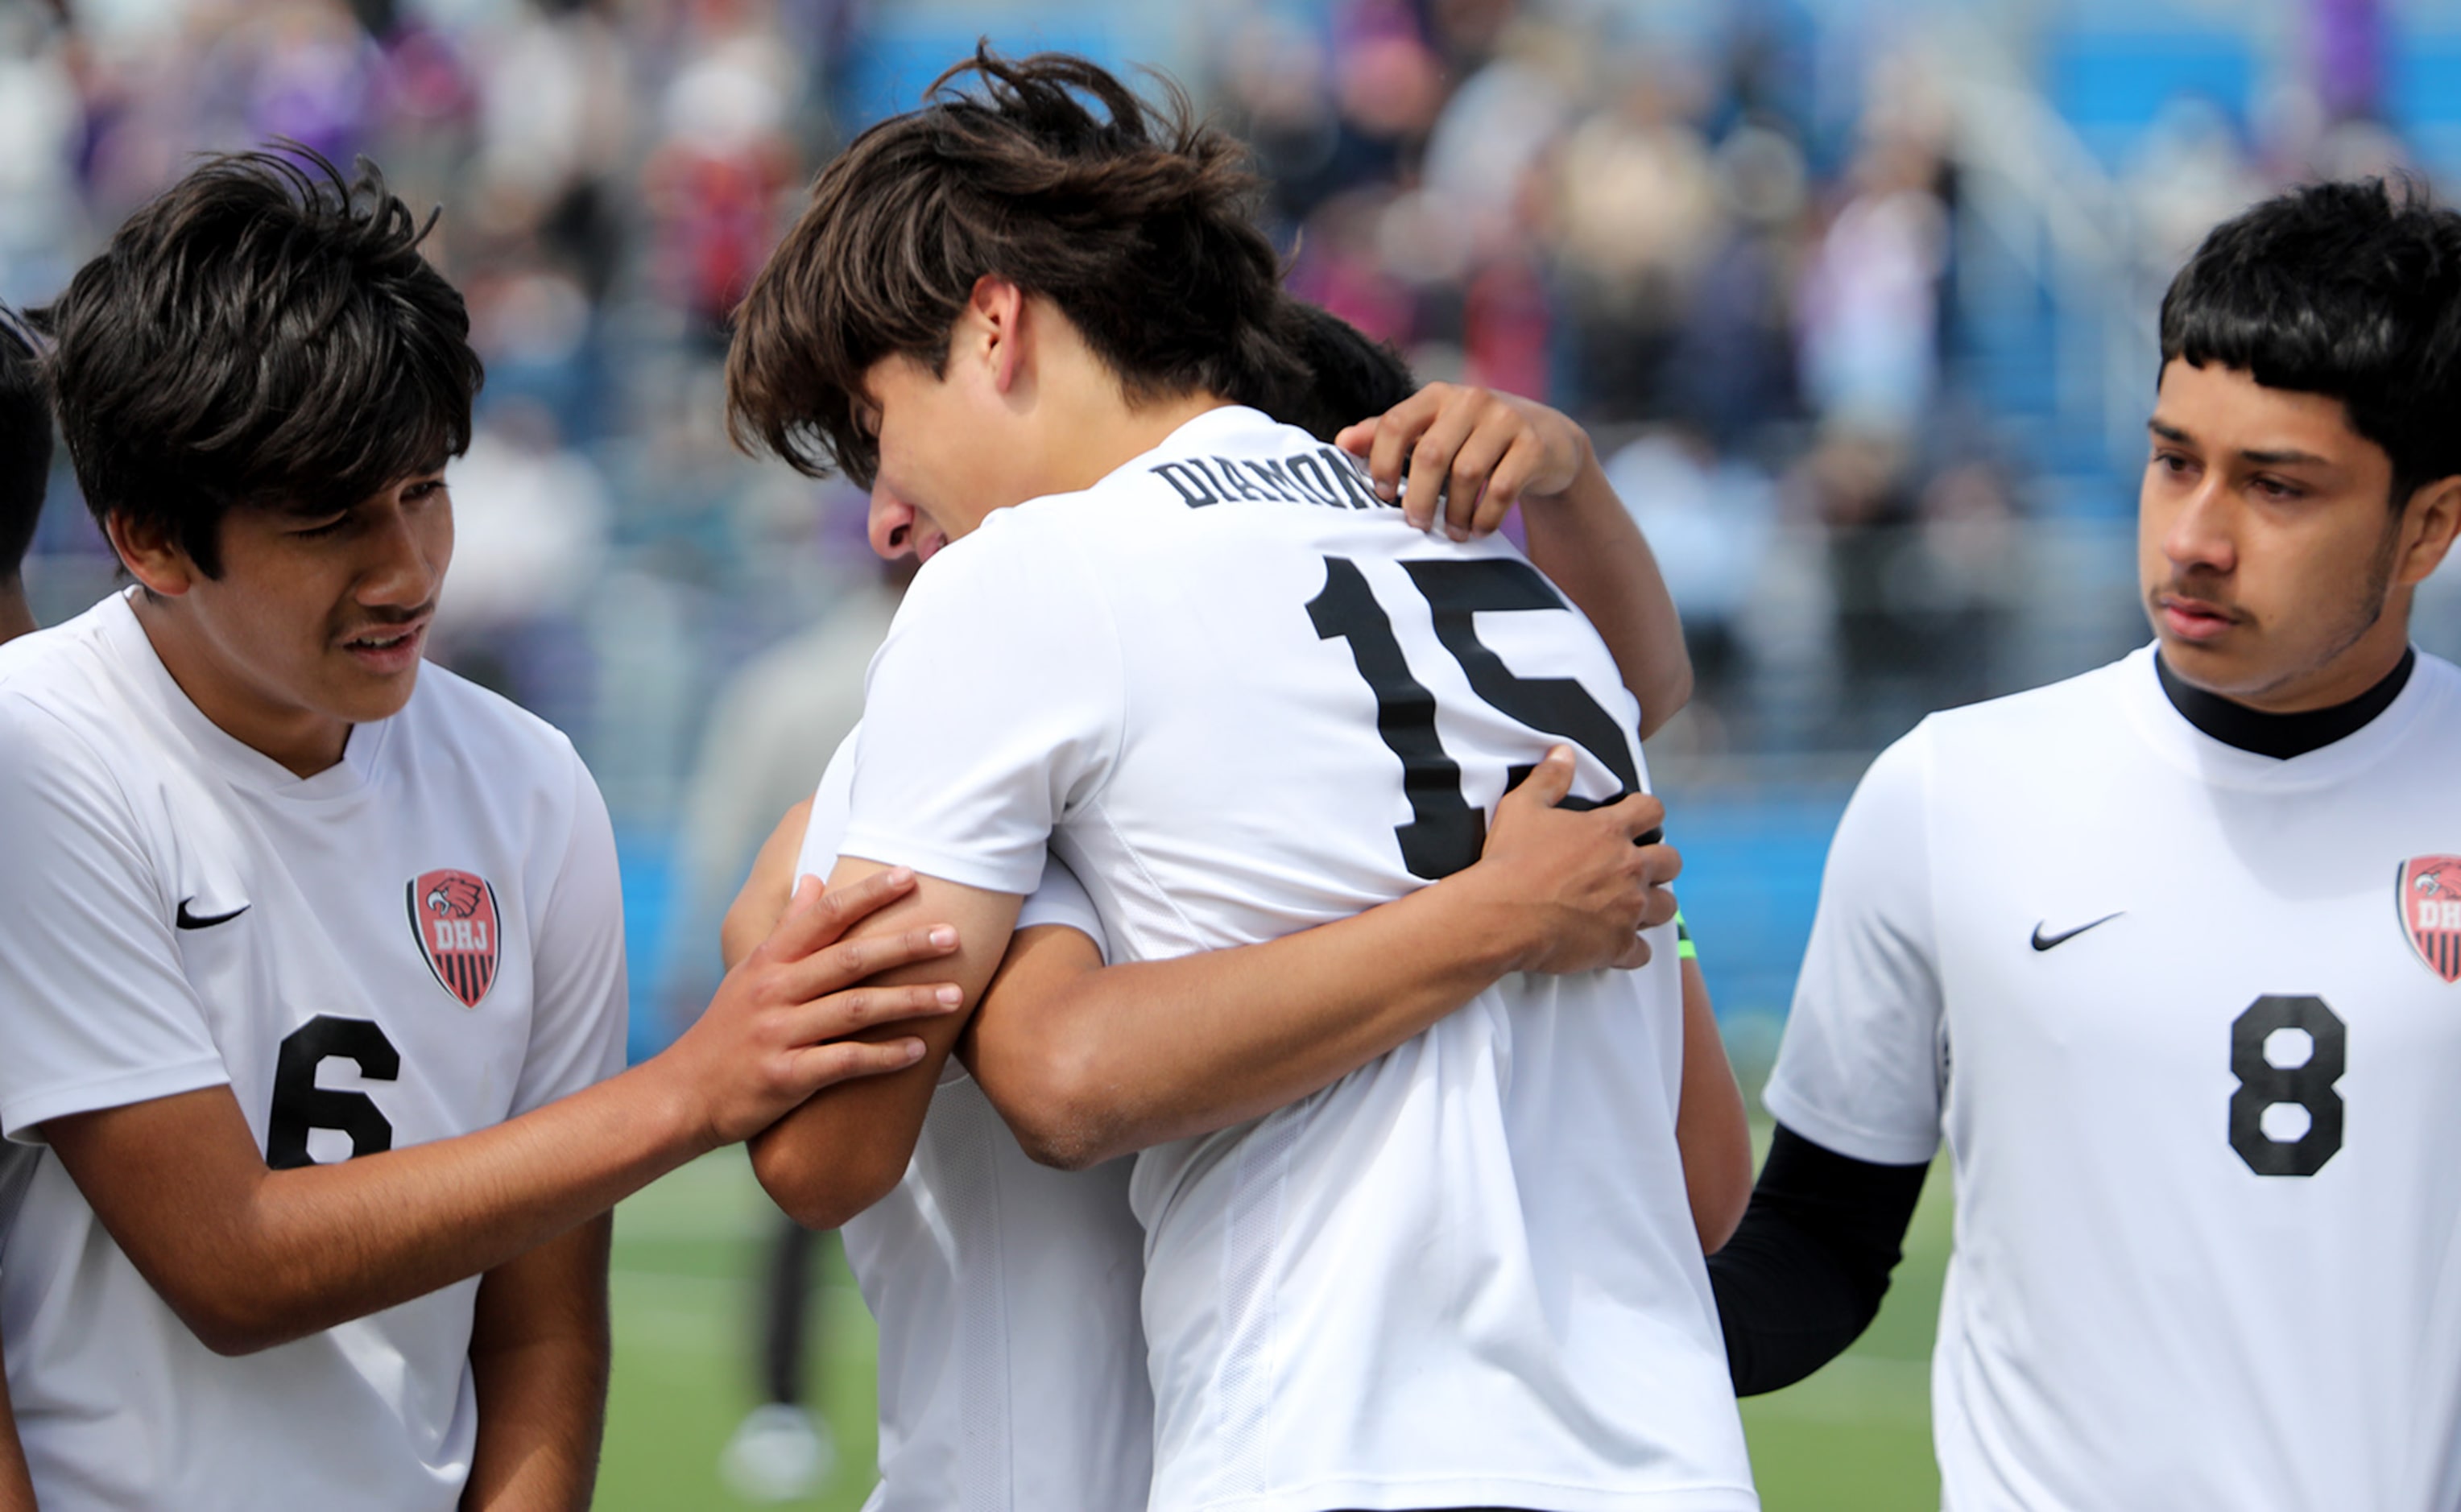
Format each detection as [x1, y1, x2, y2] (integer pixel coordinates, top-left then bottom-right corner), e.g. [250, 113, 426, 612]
[37, 147, 482, 576]
[1269, 303, 1417, 442]
[0, 311, 48, 581]
[2160, 178, 2461, 508]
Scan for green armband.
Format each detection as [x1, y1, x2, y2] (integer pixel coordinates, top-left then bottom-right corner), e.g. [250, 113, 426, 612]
[1673, 908, 1695, 960]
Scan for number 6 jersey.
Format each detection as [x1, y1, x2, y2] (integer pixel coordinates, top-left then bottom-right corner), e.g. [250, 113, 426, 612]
[839, 406, 1754, 1512]
[1763, 644, 2461, 1510]
[0, 591, 627, 1512]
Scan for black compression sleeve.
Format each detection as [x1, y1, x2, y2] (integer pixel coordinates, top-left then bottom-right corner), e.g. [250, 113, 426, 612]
[1706, 1124, 1930, 1396]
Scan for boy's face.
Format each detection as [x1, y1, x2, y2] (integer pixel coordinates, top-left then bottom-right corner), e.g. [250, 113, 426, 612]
[125, 469, 452, 770]
[2138, 359, 2456, 711]
[859, 350, 1020, 564]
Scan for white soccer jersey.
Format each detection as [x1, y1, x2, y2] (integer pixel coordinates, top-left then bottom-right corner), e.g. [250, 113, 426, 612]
[841, 406, 1752, 1512]
[798, 732, 1151, 1512]
[1764, 644, 2461, 1511]
[0, 592, 627, 1512]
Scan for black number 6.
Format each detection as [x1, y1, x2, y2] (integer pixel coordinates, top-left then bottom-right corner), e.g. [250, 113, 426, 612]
[267, 1015, 399, 1170]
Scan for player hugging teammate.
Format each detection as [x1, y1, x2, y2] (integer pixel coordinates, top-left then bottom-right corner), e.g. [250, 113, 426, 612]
[2, 40, 2458, 1512]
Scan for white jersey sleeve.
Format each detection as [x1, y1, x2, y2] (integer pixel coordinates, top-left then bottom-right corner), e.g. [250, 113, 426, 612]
[507, 749, 629, 1115]
[836, 522, 1123, 896]
[1760, 726, 1946, 1167]
[1015, 854, 1106, 949]
[0, 700, 230, 1139]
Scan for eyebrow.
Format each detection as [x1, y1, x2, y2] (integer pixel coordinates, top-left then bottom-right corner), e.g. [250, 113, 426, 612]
[2146, 420, 2331, 469]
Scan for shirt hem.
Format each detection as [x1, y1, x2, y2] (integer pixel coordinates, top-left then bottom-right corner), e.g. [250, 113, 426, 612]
[833, 829, 1041, 898]
[1760, 1079, 1940, 1168]
[3, 1057, 232, 1142]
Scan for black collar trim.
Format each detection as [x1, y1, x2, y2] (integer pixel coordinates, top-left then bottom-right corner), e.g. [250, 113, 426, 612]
[2155, 647, 2416, 760]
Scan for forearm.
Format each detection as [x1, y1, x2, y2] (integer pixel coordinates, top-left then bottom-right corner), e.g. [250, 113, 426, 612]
[749, 864, 1018, 1229]
[973, 874, 1526, 1170]
[53, 1066, 705, 1356]
[1705, 1124, 1929, 1394]
[1522, 454, 1692, 737]
[1676, 960, 1752, 1252]
[461, 1217, 612, 1512]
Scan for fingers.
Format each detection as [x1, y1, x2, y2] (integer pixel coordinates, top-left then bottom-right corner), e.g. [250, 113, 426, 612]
[1363, 386, 1446, 512]
[1637, 882, 1679, 932]
[1438, 412, 1519, 539]
[1470, 431, 1544, 537]
[785, 1036, 930, 1093]
[1499, 745, 1577, 814]
[1613, 935, 1655, 971]
[796, 980, 966, 1039]
[784, 921, 962, 1000]
[767, 866, 919, 957]
[1404, 392, 1485, 534]
[1335, 417, 1377, 456]
[1601, 790, 1669, 842]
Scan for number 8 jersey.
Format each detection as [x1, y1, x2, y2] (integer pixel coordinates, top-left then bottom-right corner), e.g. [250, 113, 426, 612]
[840, 406, 1755, 1512]
[1763, 645, 2461, 1510]
[0, 591, 627, 1512]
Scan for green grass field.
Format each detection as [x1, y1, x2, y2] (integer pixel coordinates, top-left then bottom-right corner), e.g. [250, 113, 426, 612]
[597, 1135, 1953, 1511]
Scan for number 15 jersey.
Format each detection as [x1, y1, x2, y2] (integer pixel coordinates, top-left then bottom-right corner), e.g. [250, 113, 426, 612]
[841, 406, 1753, 1512]
[1764, 646, 2461, 1510]
[0, 591, 627, 1512]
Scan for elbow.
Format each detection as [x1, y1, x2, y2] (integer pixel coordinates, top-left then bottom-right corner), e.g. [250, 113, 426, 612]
[1694, 1175, 1750, 1257]
[1636, 663, 1695, 742]
[748, 1126, 906, 1231]
[979, 1043, 1119, 1172]
[164, 1280, 309, 1357]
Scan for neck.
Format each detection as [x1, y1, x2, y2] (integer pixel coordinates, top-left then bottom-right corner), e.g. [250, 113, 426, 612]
[1044, 387, 1233, 498]
[2156, 645, 2416, 759]
[0, 577, 32, 646]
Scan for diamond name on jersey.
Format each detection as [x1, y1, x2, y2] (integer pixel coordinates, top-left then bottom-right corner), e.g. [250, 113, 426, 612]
[1148, 447, 1389, 512]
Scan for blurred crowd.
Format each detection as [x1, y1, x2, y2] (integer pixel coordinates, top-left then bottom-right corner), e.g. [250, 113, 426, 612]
[4, 0, 2459, 1019]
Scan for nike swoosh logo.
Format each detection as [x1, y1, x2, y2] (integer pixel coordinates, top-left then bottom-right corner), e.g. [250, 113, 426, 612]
[176, 899, 250, 930]
[2032, 912, 2122, 951]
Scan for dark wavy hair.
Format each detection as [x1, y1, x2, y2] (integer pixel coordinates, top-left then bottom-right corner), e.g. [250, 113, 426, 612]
[1269, 301, 1417, 442]
[2161, 177, 2461, 508]
[36, 147, 482, 576]
[727, 47, 1303, 489]
[0, 310, 49, 581]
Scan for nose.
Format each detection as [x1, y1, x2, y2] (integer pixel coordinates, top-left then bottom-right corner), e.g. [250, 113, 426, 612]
[359, 494, 446, 610]
[868, 487, 918, 562]
[2161, 470, 2236, 580]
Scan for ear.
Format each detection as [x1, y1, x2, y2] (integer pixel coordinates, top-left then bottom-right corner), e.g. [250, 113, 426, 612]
[2394, 473, 2461, 588]
[963, 275, 1030, 395]
[104, 511, 201, 598]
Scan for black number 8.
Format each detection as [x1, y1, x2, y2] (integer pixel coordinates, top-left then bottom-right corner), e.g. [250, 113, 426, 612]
[2227, 994, 2345, 1177]
[267, 1014, 399, 1170]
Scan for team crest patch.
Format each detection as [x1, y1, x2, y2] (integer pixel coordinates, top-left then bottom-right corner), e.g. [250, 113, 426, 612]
[408, 870, 500, 1009]
[2398, 856, 2461, 984]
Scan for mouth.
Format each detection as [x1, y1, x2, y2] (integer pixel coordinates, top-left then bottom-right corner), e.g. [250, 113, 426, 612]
[337, 617, 429, 673]
[2153, 592, 2244, 645]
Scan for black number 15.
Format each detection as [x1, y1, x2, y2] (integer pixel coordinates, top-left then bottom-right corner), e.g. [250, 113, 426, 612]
[1308, 555, 1640, 880]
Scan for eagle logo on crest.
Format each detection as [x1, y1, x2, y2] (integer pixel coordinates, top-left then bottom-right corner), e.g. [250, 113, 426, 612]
[407, 869, 500, 1009]
[2397, 856, 2461, 984]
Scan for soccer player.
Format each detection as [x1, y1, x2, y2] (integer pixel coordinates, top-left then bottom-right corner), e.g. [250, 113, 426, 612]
[726, 51, 1756, 1511]
[0, 306, 53, 1512]
[1710, 177, 2461, 1506]
[720, 337, 1751, 1508]
[0, 151, 966, 1511]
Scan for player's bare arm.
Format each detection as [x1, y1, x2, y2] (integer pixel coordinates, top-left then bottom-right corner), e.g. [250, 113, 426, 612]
[1341, 383, 1694, 737]
[1676, 954, 1751, 1251]
[34, 872, 959, 1355]
[748, 875, 1024, 1230]
[734, 748, 1677, 1222]
[966, 746, 1673, 1169]
[458, 1216, 609, 1512]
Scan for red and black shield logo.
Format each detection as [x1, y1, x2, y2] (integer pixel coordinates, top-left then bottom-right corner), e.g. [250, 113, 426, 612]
[408, 869, 500, 1008]
[2397, 856, 2461, 984]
